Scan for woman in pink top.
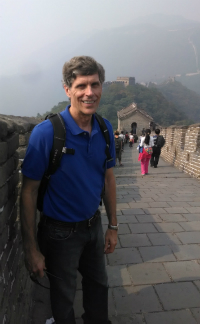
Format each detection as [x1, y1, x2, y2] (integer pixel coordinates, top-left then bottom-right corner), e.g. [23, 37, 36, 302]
[138, 129, 154, 175]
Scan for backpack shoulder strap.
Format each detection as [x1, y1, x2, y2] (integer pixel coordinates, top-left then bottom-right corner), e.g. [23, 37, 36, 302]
[37, 113, 66, 212]
[46, 113, 66, 175]
[95, 113, 113, 162]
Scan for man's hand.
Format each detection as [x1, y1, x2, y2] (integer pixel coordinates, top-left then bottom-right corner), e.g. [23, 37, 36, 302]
[25, 249, 46, 278]
[104, 229, 118, 254]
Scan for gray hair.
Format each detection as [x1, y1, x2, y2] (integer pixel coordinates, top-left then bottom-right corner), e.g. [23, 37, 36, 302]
[62, 56, 105, 88]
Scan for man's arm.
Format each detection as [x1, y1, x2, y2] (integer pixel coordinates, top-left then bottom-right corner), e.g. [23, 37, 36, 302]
[20, 175, 45, 278]
[103, 168, 118, 254]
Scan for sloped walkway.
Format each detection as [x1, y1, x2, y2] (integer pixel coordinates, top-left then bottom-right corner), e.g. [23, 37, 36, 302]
[31, 142, 200, 323]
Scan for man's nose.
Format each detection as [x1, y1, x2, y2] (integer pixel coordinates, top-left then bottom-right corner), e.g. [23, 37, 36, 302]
[85, 86, 93, 96]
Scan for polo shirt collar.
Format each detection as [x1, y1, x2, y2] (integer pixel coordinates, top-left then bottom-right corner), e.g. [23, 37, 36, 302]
[63, 105, 99, 136]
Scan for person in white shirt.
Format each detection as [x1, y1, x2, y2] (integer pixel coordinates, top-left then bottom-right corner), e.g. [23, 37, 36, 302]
[138, 129, 154, 175]
[129, 132, 134, 147]
[119, 131, 125, 150]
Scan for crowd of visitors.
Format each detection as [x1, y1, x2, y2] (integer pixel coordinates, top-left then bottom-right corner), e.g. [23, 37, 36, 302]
[115, 128, 165, 174]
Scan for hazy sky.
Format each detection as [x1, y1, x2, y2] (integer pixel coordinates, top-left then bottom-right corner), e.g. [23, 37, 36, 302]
[1, 0, 200, 76]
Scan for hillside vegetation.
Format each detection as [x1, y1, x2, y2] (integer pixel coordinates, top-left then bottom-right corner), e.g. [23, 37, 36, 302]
[38, 83, 191, 130]
[155, 80, 200, 122]
[98, 83, 192, 129]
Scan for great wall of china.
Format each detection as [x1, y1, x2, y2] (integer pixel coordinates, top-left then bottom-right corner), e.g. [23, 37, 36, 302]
[1, 114, 200, 323]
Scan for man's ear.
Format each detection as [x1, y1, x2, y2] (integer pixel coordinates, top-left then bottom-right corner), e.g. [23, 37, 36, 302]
[64, 85, 71, 98]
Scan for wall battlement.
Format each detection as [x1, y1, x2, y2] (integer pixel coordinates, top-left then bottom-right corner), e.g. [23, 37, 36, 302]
[161, 123, 200, 178]
[0, 114, 40, 323]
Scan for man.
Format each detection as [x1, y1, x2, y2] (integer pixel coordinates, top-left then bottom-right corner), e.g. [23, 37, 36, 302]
[114, 130, 123, 166]
[20, 56, 117, 324]
[150, 128, 165, 168]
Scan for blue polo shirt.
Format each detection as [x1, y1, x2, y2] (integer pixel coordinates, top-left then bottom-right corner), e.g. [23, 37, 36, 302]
[22, 105, 115, 222]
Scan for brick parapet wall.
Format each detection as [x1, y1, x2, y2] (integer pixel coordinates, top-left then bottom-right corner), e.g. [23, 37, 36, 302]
[160, 123, 200, 178]
[0, 114, 40, 323]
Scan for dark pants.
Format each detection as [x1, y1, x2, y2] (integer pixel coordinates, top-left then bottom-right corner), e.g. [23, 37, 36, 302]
[37, 212, 109, 324]
[150, 149, 161, 167]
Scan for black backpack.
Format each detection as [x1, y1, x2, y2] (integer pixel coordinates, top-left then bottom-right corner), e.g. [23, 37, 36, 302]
[157, 135, 165, 148]
[37, 112, 113, 211]
[115, 138, 121, 151]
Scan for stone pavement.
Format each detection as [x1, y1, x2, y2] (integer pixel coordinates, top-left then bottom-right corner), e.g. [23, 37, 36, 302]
[31, 142, 200, 323]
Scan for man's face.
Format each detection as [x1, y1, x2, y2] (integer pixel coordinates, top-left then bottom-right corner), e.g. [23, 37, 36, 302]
[64, 74, 102, 116]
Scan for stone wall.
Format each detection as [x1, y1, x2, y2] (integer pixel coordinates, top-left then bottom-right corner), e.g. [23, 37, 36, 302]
[160, 123, 200, 178]
[0, 114, 40, 323]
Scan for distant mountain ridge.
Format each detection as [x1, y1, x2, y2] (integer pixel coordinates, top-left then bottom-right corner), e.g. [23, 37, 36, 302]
[1, 13, 200, 116]
[153, 79, 200, 122]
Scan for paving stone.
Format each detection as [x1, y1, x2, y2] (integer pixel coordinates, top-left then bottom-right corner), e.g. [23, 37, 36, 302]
[128, 263, 170, 285]
[117, 190, 129, 195]
[194, 280, 200, 292]
[172, 197, 200, 202]
[143, 208, 167, 214]
[139, 246, 176, 262]
[117, 198, 134, 203]
[107, 248, 142, 266]
[125, 195, 142, 200]
[112, 285, 162, 314]
[138, 193, 158, 199]
[164, 207, 189, 214]
[159, 214, 187, 222]
[164, 260, 200, 281]
[153, 196, 174, 202]
[129, 223, 158, 234]
[176, 232, 200, 244]
[148, 202, 170, 208]
[145, 310, 197, 324]
[155, 282, 200, 310]
[167, 201, 191, 207]
[191, 308, 200, 323]
[106, 265, 132, 287]
[179, 221, 200, 231]
[186, 207, 200, 213]
[135, 214, 162, 223]
[134, 197, 153, 202]
[114, 239, 122, 249]
[121, 208, 144, 215]
[128, 202, 150, 208]
[154, 222, 184, 233]
[116, 203, 130, 209]
[110, 314, 143, 324]
[171, 244, 200, 260]
[117, 215, 138, 223]
[182, 214, 200, 221]
[119, 234, 151, 247]
[188, 202, 200, 207]
[148, 233, 181, 245]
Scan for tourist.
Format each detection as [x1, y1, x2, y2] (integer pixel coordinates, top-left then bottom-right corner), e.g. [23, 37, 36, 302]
[119, 130, 125, 151]
[138, 128, 154, 175]
[125, 131, 129, 143]
[20, 56, 117, 324]
[129, 132, 134, 147]
[150, 128, 165, 168]
[115, 130, 123, 166]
